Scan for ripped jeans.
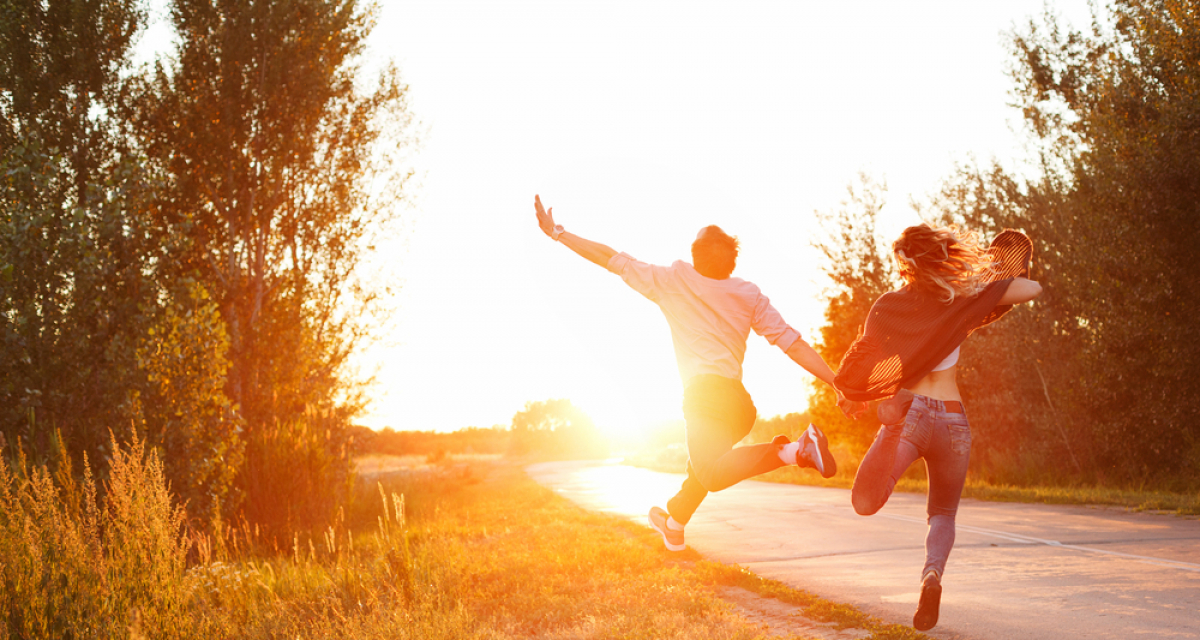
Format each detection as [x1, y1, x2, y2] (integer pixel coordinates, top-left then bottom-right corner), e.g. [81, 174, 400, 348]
[851, 394, 972, 580]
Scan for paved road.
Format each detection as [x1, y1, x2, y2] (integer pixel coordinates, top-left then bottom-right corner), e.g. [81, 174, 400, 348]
[527, 459, 1200, 640]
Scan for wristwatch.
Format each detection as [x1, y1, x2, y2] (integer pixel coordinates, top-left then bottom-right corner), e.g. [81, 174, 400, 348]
[551, 225, 565, 241]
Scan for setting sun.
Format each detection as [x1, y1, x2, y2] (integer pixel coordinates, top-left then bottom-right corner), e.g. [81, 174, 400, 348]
[354, 0, 1091, 437]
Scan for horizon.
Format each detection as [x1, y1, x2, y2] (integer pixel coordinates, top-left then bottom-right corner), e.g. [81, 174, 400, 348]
[349, 0, 1090, 438]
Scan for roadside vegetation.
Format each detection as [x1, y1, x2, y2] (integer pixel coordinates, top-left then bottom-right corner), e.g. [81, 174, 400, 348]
[626, 412, 1200, 516]
[2, 436, 928, 639]
[4, 0, 1199, 635]
[805, 0, 1200, 497]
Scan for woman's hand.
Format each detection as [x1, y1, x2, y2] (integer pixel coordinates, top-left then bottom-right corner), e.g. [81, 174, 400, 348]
[837, 390, 868, 420]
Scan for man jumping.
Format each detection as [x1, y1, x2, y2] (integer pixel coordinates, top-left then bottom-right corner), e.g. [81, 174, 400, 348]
[533, 194, 844, 551]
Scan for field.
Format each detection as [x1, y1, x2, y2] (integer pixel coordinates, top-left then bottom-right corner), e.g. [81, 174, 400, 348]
[3, 443, 929, 639]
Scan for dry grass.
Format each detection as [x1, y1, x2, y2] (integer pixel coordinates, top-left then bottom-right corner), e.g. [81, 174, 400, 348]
[2, 444, 930, 639]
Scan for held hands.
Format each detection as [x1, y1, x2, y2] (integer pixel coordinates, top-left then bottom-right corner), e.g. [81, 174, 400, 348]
[534, 194, 557, 238]
[837, 391, 868, 420]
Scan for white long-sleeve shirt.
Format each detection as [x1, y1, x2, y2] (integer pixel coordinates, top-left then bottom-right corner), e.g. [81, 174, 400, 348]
[607, 252, 800, 385]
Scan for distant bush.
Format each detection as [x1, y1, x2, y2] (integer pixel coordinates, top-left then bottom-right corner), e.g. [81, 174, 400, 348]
[353, 425, 511, 457]
[240, 411, 356, 542]
[509, 399, 610, 460]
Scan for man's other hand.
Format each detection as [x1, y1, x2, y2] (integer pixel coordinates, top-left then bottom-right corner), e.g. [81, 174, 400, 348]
[534, 194, 556, 237]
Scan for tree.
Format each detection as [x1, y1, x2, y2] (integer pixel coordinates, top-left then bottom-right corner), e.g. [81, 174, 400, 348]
[0, 0, 143, 196]
[132, 0, 416, 532]
[135, 280, 243, 524]
[978, 0, 1198, 486]
[0, 0, 162, 467]
[510, 399, 608, 459]
[808, 175, 899, 453]
[865, 0, 1200, 488]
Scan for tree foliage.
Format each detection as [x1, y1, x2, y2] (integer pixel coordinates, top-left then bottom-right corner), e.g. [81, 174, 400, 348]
[2, 0, 415, 534]
[510, 399, 609, 459]
[129, 0, 413, 533]
[0, 0, 160, 467]
[808, 175, 899, 452]
[945, 0, 1200, 487]
[813, 0, 1200, 489]
[135, 281, 243, 523]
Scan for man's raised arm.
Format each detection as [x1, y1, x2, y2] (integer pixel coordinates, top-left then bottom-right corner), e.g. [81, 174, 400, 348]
[535, 194, 617, 268]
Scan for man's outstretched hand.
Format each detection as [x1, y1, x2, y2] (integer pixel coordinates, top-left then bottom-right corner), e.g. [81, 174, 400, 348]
[534, 194, 556, 237]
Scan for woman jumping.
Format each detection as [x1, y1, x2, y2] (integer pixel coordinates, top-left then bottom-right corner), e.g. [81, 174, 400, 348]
[835, 223, 1042, 631]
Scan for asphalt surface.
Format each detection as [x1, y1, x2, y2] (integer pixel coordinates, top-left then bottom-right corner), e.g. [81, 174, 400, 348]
[526, 459, 1200, 640]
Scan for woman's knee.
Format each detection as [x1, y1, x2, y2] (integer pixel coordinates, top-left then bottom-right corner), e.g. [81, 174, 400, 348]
[851, 486, 886, 516]
[927, 506, 958, 521]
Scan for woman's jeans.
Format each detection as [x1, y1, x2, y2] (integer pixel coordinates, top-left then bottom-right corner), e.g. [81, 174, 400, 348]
[851, 394, 972, 580]
[666, 375, 786, 525]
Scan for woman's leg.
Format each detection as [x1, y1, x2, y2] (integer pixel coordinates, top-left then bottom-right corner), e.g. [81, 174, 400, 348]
[852, 425, 923, 516]
[913, 407, 970, 631]
[920, 412, 972, 580]
[852, 393, 919, 515]
[852, 425, 901, 515]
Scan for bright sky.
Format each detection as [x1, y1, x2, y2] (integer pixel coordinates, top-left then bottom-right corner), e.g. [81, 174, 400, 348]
[353, 0, 1091, 440]
[145, 1, 1091, 440]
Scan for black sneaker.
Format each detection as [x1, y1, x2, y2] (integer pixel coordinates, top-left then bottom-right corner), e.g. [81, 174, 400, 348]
[648, 506, 686, 551]
[877, 389, 915, 426]
[913, 571, 942, 631]
[798, 424, 837, 479]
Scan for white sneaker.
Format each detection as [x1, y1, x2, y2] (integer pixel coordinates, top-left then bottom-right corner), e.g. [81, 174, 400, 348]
[647, 506, 686, 551]
[798, 424, 837, 479]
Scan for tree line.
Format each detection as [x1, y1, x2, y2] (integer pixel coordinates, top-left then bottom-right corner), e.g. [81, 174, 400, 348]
[352, 399, 610, 461]
[0, 0, 415, 535]
[810, 0, 1199, 491]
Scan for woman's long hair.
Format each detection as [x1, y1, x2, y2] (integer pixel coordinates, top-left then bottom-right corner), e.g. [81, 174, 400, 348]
[893, 223, 995, 302]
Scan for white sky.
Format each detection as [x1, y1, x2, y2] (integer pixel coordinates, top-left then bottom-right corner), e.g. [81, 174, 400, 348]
[354, 0, 1091, 439]
[141, 1, 1092, 439]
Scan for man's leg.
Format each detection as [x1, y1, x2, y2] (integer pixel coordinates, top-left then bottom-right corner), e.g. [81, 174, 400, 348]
[665, 376, 782, 525]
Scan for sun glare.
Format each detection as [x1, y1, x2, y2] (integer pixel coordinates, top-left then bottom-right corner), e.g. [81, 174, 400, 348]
[350, 0, 1095, 436]
[573, 465, 683, 519]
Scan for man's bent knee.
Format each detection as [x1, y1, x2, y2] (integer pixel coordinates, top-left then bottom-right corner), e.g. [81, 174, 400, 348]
[695, 470, 727, 494]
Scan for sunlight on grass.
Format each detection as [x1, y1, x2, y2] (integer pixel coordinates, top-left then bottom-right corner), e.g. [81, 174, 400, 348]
[3, 443, 931, 638]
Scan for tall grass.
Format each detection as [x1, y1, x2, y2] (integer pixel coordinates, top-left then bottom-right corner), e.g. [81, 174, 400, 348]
[2, 436, 925, 639]
[0, 431, 189, 639]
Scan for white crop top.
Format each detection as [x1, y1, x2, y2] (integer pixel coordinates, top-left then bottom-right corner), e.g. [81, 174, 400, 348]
[931, 346, 961, 372]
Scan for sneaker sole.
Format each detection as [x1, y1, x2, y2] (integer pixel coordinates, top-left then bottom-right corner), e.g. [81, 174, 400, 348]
[913, 581, 942, 631]
[648, 510, 686, 552]
[806, 426, 838, 479]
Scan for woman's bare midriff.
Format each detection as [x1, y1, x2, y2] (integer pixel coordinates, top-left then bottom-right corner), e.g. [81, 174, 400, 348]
[904, 366, 962, 402]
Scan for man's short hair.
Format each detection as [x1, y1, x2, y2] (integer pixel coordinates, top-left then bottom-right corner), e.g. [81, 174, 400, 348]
[691, 225, 739, 279]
